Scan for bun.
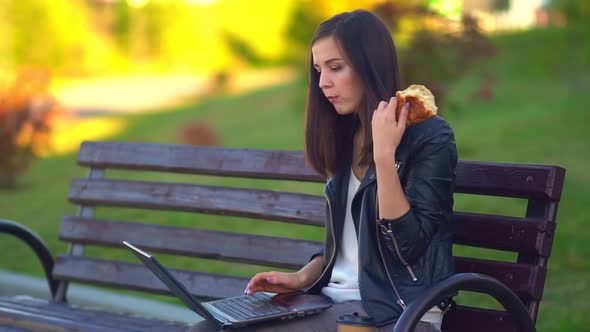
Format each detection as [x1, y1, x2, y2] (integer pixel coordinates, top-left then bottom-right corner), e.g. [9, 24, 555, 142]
[395, 84, 438, 126]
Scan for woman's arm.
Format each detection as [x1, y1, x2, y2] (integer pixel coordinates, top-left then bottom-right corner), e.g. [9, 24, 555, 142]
[297, 254, 325, 287]
[372, 97, 411, 219]
[372, 96, 457, 263]
[377, 136, 457, 263]
[375, 156, 410, 219]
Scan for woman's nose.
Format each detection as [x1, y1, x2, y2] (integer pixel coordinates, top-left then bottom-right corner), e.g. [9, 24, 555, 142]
[318, 71, 332, 89]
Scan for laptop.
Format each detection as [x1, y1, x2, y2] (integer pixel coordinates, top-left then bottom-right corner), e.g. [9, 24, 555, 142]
[123, 241, 332, 329]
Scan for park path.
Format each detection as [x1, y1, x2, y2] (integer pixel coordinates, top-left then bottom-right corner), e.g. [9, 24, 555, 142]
[54, 74, 209, 115]
[47, 67, 296, 155]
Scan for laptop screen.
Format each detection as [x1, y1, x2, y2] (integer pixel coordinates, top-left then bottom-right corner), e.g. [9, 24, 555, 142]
[122, 241, 223, 328]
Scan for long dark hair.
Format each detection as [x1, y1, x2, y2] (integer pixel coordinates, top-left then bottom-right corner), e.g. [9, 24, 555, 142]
[305, 9, 401, 178]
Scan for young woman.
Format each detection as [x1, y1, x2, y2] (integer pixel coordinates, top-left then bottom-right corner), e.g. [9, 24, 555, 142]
[189, 9, 457, 332]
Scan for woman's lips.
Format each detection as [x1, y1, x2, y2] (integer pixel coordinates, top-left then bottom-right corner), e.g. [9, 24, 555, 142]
[327, 96, 338, 103]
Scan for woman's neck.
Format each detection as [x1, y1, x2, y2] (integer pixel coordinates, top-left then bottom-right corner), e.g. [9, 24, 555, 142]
[352, 128, 367, 172]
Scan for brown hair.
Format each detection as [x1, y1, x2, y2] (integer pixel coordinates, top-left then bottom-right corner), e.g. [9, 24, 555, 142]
[305, 9, 401, 178]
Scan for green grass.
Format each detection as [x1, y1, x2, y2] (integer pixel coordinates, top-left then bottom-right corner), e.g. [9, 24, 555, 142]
[2, 25, 589, 330]
[444, 25, 590, 330]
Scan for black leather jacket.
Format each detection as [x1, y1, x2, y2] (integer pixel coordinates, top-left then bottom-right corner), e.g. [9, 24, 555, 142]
[306, 116, 458, 325]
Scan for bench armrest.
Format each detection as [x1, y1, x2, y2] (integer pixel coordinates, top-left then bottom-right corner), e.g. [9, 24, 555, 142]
[393, 273, 535, 332]
[0, 219, 58, 298]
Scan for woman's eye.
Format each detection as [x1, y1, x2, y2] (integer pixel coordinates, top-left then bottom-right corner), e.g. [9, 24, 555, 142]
[330, 66, 341, 72]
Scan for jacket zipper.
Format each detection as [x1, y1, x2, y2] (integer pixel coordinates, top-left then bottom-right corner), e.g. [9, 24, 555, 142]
[357, 197, 363, 293]
[380, 223, 418, 282]
[307, 187, 337, 291]
[376, 223, 407, 310]
[374, 175, 418, 282]
[374, 186, 408, 310]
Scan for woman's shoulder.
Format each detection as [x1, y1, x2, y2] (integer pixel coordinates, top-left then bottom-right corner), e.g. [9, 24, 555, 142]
[403, 115, 454, 145]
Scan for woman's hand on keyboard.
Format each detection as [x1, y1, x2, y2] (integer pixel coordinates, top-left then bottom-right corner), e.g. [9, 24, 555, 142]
[245, 271, 303, 295]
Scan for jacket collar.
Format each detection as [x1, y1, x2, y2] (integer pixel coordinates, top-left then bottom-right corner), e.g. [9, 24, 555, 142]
[325, 158, 377, 201]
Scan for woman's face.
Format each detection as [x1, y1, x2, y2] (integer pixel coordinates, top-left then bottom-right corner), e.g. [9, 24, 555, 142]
[312, 36, 365, 116]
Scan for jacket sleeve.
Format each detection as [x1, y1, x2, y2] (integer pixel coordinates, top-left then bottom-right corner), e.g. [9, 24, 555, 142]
[309, 248, 324, 262]
[378, 133, 457, 264]
[309, 199, 328, 262]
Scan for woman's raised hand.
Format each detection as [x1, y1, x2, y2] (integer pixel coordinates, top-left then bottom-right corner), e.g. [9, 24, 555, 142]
[371, 96, 410, 164]
[244, 271, 304, 295]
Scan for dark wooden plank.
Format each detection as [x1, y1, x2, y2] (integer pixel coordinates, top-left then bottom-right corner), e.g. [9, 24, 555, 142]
[59, 217, 322, 270]
[52, 255, 544, 303]
[68, 178, 325, 226]
[455, 161, 566, 201]
[78, 142, 566, 201]
[53, 256, 249, 299]
[454, 257, 546, 301]
[453, 212, 554, 256]
[78, 141, 325, 182]
[442, 305, 518, 332]
[0, 296, 187, 332]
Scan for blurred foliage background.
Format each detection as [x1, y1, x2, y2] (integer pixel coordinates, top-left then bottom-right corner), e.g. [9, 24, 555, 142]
[1, 0, 589, 330]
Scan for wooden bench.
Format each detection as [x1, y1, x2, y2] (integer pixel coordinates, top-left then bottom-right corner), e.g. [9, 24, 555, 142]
[0, 141, 566, 332]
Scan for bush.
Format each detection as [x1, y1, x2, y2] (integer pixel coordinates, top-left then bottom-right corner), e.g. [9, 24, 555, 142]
[371, 2, 497, 113]
[398, 14, 496, 113]
[177, 121, 221, 146]
[0, 66, 59, 189]
[550, 0, 590, 25]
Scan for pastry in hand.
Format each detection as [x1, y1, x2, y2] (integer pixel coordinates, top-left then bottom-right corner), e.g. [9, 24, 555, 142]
[395, 84, 438, 126]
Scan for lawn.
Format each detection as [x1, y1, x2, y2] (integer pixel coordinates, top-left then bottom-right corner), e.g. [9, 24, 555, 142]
[1, 25, 589, 330]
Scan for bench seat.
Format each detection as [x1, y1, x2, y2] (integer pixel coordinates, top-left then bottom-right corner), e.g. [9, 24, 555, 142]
[0, 296, 188, 332]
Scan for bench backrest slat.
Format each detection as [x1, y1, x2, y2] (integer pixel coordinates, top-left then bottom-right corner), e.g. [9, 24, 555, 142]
[455, 161, 564, 201]
[59, 217, 321, 270]
[454, 256, 545, 301]
[443, 305, 519, 332]
[68, 179, 325, 226]
[53, 256, 248, 299]
[52, 255, 545, 304]
[78, 141, 323, 182]
[453, 212, 554, 256]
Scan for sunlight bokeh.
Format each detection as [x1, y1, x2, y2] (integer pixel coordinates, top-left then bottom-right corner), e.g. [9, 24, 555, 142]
[45, 116, 127, 157]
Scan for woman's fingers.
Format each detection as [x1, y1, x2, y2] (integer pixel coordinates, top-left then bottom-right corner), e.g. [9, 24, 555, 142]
[398, 102, 410, 128]
[377, 100, 388, 112]
[245, 272, 274, 294]
[387, 96, 398, 114]
[245, 272, 298, 295]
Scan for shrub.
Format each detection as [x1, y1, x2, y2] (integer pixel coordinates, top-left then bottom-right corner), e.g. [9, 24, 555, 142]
[0, 66, 59, 189]
[398, 14, 497, 113]
[177, 121, 221, 146]
[550, 0, 590, 25]
[371, 2, 497, 113]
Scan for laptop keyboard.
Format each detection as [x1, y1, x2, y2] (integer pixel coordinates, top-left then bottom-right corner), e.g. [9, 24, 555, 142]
[210, 293, 289, 320]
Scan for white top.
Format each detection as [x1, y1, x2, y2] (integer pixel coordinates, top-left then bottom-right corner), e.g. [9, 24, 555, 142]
[321, 168, 443, 324]
[321, 169, 362, 303]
